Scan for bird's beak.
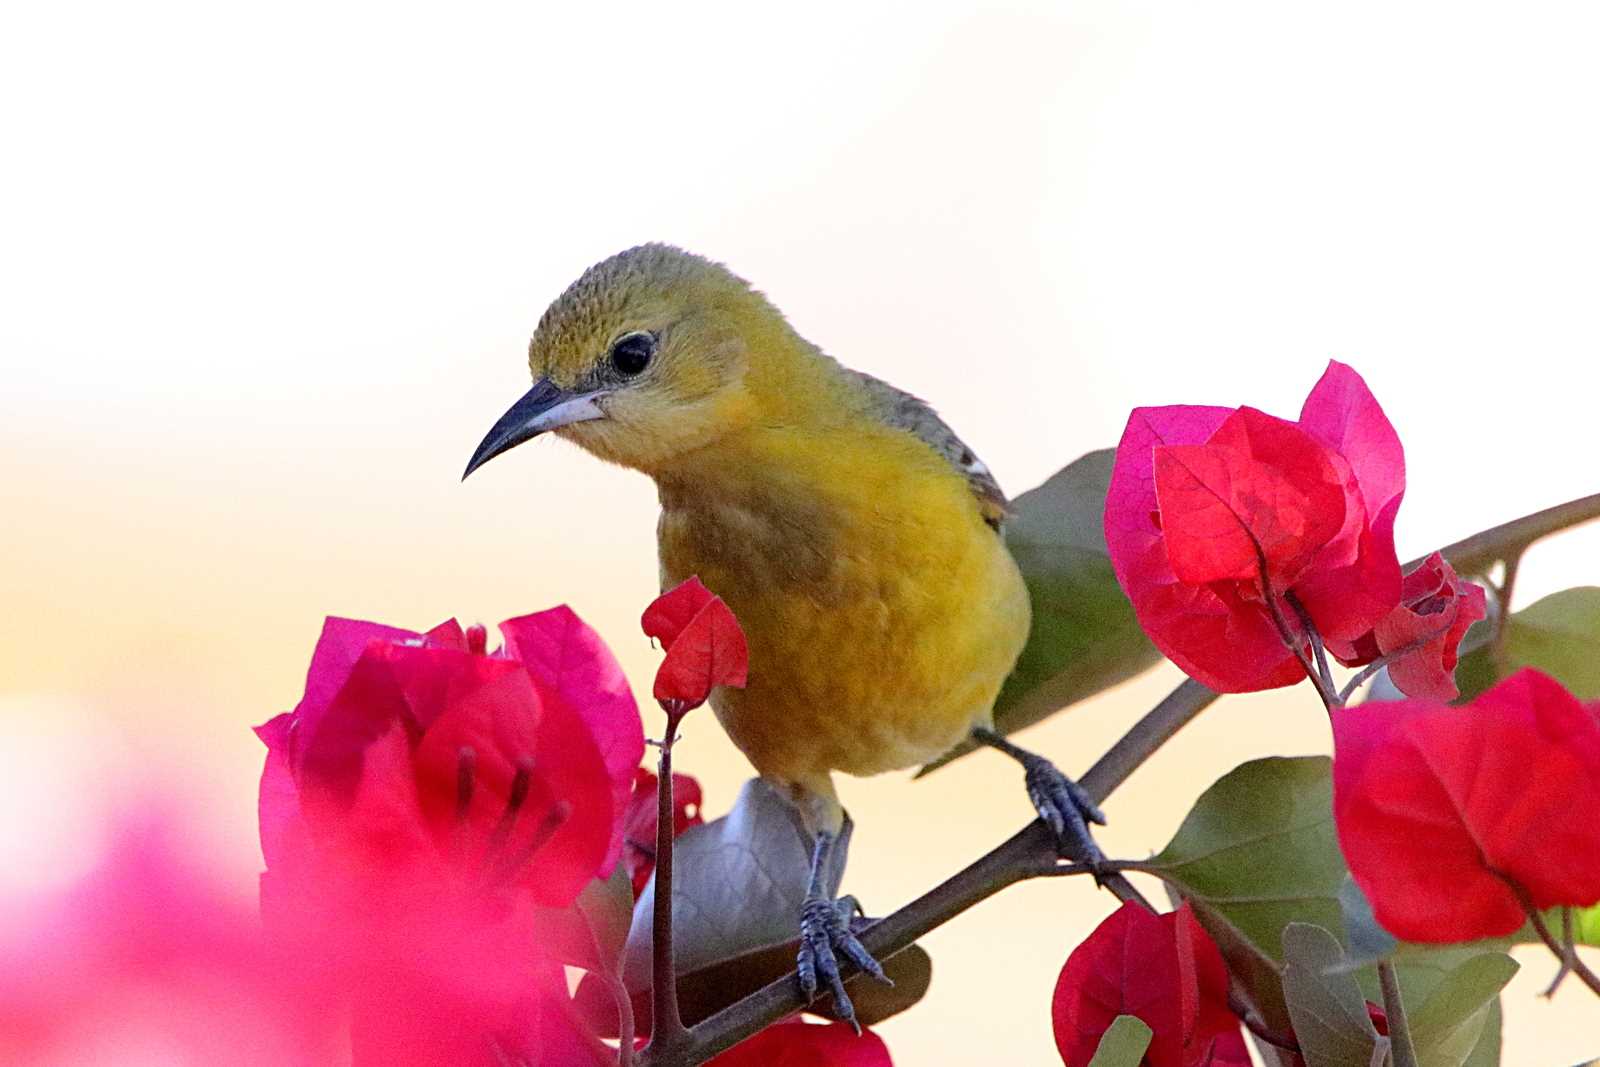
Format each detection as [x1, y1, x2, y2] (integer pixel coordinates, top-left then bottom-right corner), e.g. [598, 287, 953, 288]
[462, 378, 607, 480]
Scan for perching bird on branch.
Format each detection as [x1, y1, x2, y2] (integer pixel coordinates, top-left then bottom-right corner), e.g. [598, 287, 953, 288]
[464, 244, 1104, 1025]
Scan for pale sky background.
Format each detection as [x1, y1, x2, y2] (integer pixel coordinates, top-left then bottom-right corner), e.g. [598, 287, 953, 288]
[2, 2, 1598, 1063]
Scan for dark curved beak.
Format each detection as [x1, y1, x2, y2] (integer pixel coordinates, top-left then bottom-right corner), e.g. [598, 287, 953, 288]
[462, 378, 606, 480]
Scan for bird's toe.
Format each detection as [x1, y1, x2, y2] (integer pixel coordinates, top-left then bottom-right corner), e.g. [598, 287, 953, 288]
[1023, 757, 1109, 874]
[795, 894, 891, 1031]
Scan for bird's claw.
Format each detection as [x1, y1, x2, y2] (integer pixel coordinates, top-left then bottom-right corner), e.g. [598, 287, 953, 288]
[796, 893, 891, 1031]
[1024, 756, 1109, 878]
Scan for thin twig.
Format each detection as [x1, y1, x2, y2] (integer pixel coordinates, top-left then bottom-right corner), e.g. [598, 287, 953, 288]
[1543, 908, 1577, 999]
[1227, 987, 1302, 1053]
[1335, 618, 1482, 706]
[1029, 857, 1166, 878]
[1079, 679, 1219, 800]
[1496, 875, 1600, 997]
[1337, 660, 1387, 706]
[1433, 492, 1600, 575]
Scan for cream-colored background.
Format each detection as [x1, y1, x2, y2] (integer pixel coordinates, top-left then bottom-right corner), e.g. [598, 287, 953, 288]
[3, 2, 1597, 1062]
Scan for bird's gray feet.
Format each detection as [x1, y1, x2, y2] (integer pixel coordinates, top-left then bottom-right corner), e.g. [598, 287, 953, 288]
[973, 727, 1109, 876]
[1022, 753, 1108, 873]
[796, 894, 889, 1030]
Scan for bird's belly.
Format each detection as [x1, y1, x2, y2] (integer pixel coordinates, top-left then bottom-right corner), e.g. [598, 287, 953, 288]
[658, 489, 1030, 783]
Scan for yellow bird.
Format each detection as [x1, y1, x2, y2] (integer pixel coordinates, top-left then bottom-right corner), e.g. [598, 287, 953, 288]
[464, 244, 1104, 1022]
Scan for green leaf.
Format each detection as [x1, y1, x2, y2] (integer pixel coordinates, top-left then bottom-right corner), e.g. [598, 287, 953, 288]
[1406, 952, 1518, 1067]
[1150, 757, 1346, 960]
[1458, 998, 1501, 1067]
[1454, 588, 1600, 702]
[921, 449, 1162, 772]
[1087, 1015, 1154, 1067]
[1151, 757, 1515, 1067]
[532, 863, 634, 972]
[1499, 586, 1600, 698]
[1148, 756, 1345, 1034]
[1347, 949, 1512, 1067]
[577, 863, 635, 971]
[1280, 923, 1385, 1067]
[1574, 903, 1600, 945]
[1450, 619, 1500, 703]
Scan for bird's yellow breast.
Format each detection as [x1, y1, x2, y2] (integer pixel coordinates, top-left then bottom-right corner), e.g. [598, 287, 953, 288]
[656, 422, 1031, 786]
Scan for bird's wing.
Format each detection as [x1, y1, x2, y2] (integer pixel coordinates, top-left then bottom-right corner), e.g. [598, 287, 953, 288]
[845, 369, 1010, 531]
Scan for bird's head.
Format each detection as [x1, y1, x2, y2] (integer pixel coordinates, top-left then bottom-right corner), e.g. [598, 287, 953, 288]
[464, 244, 788, 479]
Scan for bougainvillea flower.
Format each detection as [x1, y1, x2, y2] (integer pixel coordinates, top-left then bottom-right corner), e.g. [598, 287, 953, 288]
[1333, 669, 1600, 941]
[707, 1018, 893, 1066]
[0, 817, 334, 1065]
[1051, 901, 1243, 1067]
[498, 606, 647, 871]
[1105, 362, 1405, 692]
[257, 609, 645, 1063]
[622, 767, 705, 895]
[1331, 552, 1486, 699]
[643, 577, 750, 707]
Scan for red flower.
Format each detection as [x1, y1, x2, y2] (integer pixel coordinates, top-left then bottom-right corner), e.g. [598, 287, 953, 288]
[1105, 362, 1405, 692]
[1333, 669, 1600, 941]
[1330, 552, 1486, 700]
[622, 767, 705, 895]
[707, 1018, 893, 1066]
[643, 577, 750, 708]
[1052, 901, 1244, 1067]
[256, 610, 644, 1064]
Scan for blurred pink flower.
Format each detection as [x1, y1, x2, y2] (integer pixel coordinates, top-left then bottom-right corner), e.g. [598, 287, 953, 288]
[0, 816, 334, 1066]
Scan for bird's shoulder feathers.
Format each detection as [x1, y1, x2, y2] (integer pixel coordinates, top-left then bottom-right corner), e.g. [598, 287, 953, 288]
[843, 369, 1009, 530]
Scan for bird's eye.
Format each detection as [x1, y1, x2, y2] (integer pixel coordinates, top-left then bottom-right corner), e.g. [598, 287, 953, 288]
[610, 332, 656, 377]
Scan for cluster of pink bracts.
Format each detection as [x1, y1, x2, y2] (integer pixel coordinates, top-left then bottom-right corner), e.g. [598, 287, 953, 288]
[1105, 361, 1483, 700]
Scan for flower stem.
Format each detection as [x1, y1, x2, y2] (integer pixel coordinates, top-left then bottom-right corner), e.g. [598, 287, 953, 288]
[1498, 875, 1600, 997]
[1488, 547, 1524, 674]
[1286, 591, 1340, 707]
[648, 702, 691, 1055]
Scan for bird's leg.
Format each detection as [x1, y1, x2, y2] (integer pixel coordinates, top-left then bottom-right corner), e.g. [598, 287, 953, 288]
[972, 726, 1108, 874]
[795, 829, 890, 1031]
